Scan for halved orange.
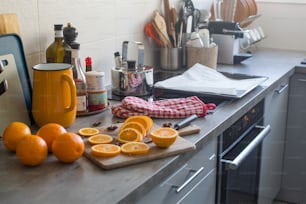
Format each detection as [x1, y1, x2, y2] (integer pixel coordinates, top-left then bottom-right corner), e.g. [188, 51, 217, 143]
[121, 142, 150, 155]
[125, 115, 153, 133]
[117, 128, 142, 143]
[88, 134, 113, 145]
[150, 127, 178, 148]
[91, 144, 121, 157]
[119, 121, 146, 139]
[78, 127, 99, 136]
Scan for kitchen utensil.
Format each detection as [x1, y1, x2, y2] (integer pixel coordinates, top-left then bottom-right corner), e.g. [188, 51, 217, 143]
[82, 122, 197, 169]
[186, 15, 193, 34]
[144, 22, 162, 47]
[111, 41, 154, 97]
[170, 7, 177, 47]
[174, 114, 198, 130]
[32, 63, 76, 127]
[153, 10, 172, 48]
[163, 0, 171, 35]
[171, 7, 177, 26]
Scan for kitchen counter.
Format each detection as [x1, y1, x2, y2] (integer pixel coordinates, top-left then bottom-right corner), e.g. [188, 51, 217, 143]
[1, 48, 306, 204]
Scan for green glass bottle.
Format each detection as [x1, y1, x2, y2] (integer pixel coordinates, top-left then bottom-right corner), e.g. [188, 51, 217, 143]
[46, 24, 65, 63]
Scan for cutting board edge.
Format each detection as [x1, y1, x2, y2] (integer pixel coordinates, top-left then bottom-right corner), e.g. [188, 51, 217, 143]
[83, 143, 196, 170]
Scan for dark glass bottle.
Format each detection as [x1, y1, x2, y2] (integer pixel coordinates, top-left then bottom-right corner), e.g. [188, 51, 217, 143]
[46, 24, 65, 63]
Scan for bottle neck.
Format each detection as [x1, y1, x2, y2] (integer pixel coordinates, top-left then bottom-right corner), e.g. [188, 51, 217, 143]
[71, 49, 79, 59]
[54, 30, 63, 39]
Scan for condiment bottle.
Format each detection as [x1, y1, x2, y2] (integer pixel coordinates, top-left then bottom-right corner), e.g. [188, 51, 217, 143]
[46, 24, 65, 63]
[71, 43, 88, 114]
[85, 57, 92, 72]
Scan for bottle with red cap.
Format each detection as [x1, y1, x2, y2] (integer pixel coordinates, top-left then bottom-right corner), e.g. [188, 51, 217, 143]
[85, 57, 92, 72]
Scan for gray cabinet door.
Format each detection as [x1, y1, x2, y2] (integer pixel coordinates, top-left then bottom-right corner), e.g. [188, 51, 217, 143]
[135, 136, 217, 204]
[277, 73, 306, 204]
[259, 78, 289, 204]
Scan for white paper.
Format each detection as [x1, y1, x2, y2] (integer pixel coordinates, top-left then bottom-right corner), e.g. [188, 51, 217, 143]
[154, 63, 267, 97]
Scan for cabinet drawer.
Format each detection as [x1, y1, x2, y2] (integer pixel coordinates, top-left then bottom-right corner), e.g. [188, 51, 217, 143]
[136, 136, 217, 204]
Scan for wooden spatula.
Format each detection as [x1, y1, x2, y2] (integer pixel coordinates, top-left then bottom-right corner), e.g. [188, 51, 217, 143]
[153, 10, 172, 48]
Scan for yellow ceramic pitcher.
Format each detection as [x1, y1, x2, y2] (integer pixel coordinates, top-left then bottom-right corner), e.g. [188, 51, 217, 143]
[32, 63, 76, 127]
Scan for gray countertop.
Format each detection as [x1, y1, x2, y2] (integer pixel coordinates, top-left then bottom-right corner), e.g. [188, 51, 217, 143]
[1, 48, 306, 204]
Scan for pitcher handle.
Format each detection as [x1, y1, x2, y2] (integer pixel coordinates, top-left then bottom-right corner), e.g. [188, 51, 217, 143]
[62, 74, 76, 112]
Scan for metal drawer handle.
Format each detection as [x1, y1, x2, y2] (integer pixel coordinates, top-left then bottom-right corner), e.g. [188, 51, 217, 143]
[173, 167, 204, 193]
[221, 125, 271, 170]
[298, 78, 306, 82]
[275, 84, 288, 94]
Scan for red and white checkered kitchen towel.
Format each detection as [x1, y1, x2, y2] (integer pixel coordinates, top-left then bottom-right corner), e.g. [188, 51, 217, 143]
[111, 96, 216, 118]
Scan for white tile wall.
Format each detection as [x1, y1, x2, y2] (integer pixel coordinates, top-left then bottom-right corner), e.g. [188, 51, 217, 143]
[1, 0, 306, 86]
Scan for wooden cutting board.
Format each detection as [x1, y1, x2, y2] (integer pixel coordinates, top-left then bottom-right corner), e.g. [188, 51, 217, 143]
[83, 123, 199, 170]
[0, 13, 21, 35]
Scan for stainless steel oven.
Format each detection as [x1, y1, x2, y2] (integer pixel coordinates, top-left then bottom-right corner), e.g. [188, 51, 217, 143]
[216, 100, 271, 204]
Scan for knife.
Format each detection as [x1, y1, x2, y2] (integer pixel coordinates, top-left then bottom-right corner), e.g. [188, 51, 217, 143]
[174, 114, 198, 130]
[143, 114, 199, 144]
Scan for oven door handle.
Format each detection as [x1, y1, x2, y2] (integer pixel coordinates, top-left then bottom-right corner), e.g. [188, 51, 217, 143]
[221, 124, 271, 170]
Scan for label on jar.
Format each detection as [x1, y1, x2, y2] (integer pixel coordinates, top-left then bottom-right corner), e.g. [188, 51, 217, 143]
[88, 90, 108, 112]
[85, 71, 105, 91]
[76, 95, 87, 112]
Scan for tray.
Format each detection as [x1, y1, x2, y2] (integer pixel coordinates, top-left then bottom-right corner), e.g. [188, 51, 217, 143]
[154, 72, 268, 101]
[0, 34, 32, 123]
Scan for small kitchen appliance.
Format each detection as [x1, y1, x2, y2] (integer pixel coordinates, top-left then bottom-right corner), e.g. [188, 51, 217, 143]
[208, 21, 252, 64]
[111, 41, 154, 97]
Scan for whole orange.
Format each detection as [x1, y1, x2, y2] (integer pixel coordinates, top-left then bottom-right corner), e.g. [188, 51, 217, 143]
[52, 132, 84, 163]
[36, 123, 67, 152]
[2, 121, 32, 152]
[16, 135, 48, 166]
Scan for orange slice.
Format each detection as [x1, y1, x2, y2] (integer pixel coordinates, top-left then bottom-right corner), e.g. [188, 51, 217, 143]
[121, 142, 150, 155]
[125, 115, 153, 133]
[150, 127, 178, 148]
[139, 115, 153, 132]
[117, 128, 141, 143]
[88, 134, 113, 145]
[78, 127, 100, 136]
[119, 121, 146, 139]
[91, 144, 121, 157]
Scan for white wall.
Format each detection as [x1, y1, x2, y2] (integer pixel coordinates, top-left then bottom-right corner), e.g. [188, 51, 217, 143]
[1, 0, 306, 86]
[254, 1, 306, 51]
